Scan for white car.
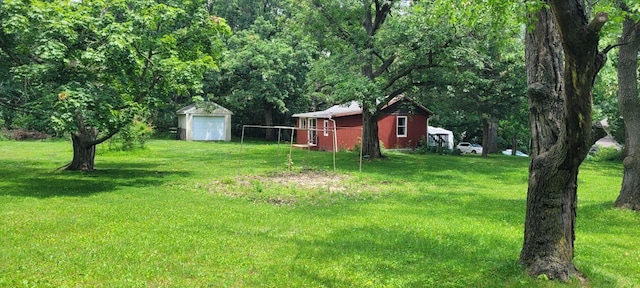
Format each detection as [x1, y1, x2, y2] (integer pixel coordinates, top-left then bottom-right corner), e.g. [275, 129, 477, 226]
[456, 142, 483, 154]
[502, 149, 528, 157]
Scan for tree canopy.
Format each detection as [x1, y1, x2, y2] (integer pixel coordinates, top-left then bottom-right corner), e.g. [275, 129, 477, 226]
[302, 0, 468, 157]
[0, 0, 230, 169]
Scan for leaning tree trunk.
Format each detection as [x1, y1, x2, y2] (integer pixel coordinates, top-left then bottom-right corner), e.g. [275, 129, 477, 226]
[361, 106, 382, 158]
[614, 13, 640, 210]
[67, 127, 97, 171]
[520, 2, 607, 281]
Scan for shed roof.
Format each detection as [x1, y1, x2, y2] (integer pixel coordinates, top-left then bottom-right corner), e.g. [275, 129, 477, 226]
[177, 103, 233, 115]
[428, 126, 452, 135]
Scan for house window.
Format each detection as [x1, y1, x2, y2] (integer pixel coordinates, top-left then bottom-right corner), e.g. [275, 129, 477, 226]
[397, 116, 407, 137]
[299, 118, 306, 128]
[323, 120, 329, 136]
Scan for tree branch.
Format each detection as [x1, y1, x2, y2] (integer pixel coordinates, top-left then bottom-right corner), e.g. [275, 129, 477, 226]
[602, 42, 627, 54]
[88, 128, 121, 146]
[588, 12, 608, 34]
[312, 1, 359, 48]
[372, 0, 393, 35]
[373, 55, 396, 78]
[314, 82, 337, 92]
[0, 98, 47, 116]
[382, 54, 439, 92]
[589, 121, 607, 146]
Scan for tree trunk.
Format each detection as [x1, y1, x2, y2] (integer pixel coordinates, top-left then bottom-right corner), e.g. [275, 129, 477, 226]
[65, 114, 120, 171]
[520, 7, 570, 279]
[614, 13, 640, 210]
[67, 128, 97, 171]
[482, 117, 499, 157]
[264, 105, 275, 141]
[519, 2, 607, 281]
[361, 107, 382, 158]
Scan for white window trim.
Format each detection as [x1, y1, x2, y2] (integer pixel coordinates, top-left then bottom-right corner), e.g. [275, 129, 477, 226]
[299, 118, 306, 128]
[397, 116, 407, 138]
[308, 118, 317, 145]
[323, 120, 329, 136]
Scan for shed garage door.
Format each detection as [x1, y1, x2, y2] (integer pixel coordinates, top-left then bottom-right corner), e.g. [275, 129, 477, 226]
[192, 116, 225, 140]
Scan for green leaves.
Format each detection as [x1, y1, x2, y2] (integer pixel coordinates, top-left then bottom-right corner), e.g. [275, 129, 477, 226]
[209, 12, 313, 122]
[1, 0, 230, 139]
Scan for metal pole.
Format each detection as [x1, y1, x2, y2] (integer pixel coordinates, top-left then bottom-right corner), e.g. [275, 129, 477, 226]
[330, 118, 337, 172]
[359, 128, 363, 173]
[238, 125, 246, 178]
[288, 127, 295, 172]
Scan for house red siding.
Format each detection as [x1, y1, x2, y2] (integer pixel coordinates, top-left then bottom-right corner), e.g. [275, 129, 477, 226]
[296, 115, 363, 151]
[293, 96, 431, 151]
[378, 114, 427, 149]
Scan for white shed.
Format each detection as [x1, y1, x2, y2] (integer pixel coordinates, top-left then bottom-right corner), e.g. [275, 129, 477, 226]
[176, 103, 233, 141]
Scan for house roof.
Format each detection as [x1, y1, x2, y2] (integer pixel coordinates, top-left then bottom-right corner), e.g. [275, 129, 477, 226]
[386, 95, 433, 116]
[292, 95, 432, 119]
[292, 101, 362, 118]
[177, 102, 233, 115]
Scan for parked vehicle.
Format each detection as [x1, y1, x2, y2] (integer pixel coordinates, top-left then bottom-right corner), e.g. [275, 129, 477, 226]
[456, 142, 483, 154]
[502, 149, 528, 157]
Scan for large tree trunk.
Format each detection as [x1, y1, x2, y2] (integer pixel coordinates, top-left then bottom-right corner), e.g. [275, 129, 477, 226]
[614, 12, 640, 210]
[65, 114, 119, 171]
[520, 7, 569, 279]
[361, 107, 382, 158]
[481, 117, 498, 157]
[67, 128, 97, 171]
[520, 2, 607, 281]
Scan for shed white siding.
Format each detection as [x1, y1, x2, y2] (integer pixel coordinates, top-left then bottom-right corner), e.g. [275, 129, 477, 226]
[192, 116, 225, 141]
[176, 103, 232, 141]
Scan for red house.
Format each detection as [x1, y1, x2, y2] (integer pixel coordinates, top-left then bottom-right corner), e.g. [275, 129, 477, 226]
[292, 96, 433, 151]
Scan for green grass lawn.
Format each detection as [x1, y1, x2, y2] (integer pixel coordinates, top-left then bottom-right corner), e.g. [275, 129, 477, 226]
[1, 139, 638, 287]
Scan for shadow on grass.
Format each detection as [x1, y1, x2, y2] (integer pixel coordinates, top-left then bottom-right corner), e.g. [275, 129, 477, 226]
[578, 201, 640, 235]
[580, 161, 623, 178]
[290, 225, 524, 287]
[0, 160, 192, 198]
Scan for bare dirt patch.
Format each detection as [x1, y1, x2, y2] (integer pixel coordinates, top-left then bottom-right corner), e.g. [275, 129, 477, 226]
[256, 170, 349, 192]
[208, 170, 381, 206]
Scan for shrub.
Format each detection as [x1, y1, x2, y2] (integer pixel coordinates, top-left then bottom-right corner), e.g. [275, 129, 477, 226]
[416, 136, 452, 155]
[108, 115, 154, 151]
[589, 147, 624, 162]
[0, 129, 10, 141]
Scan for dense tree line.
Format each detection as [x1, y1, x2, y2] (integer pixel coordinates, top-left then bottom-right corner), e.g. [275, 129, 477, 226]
[1, 0, 528, 155]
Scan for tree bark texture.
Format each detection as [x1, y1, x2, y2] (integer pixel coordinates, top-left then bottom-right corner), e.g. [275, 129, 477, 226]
[67, 128, 97, 171]
[65, 114, 119, 171]
[614, 13, 640, 210]
[520, 1, 607, 281]
[358, 1, 385, 159]
[482, 117, 499, 157]
[361, 107, 382, 158]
